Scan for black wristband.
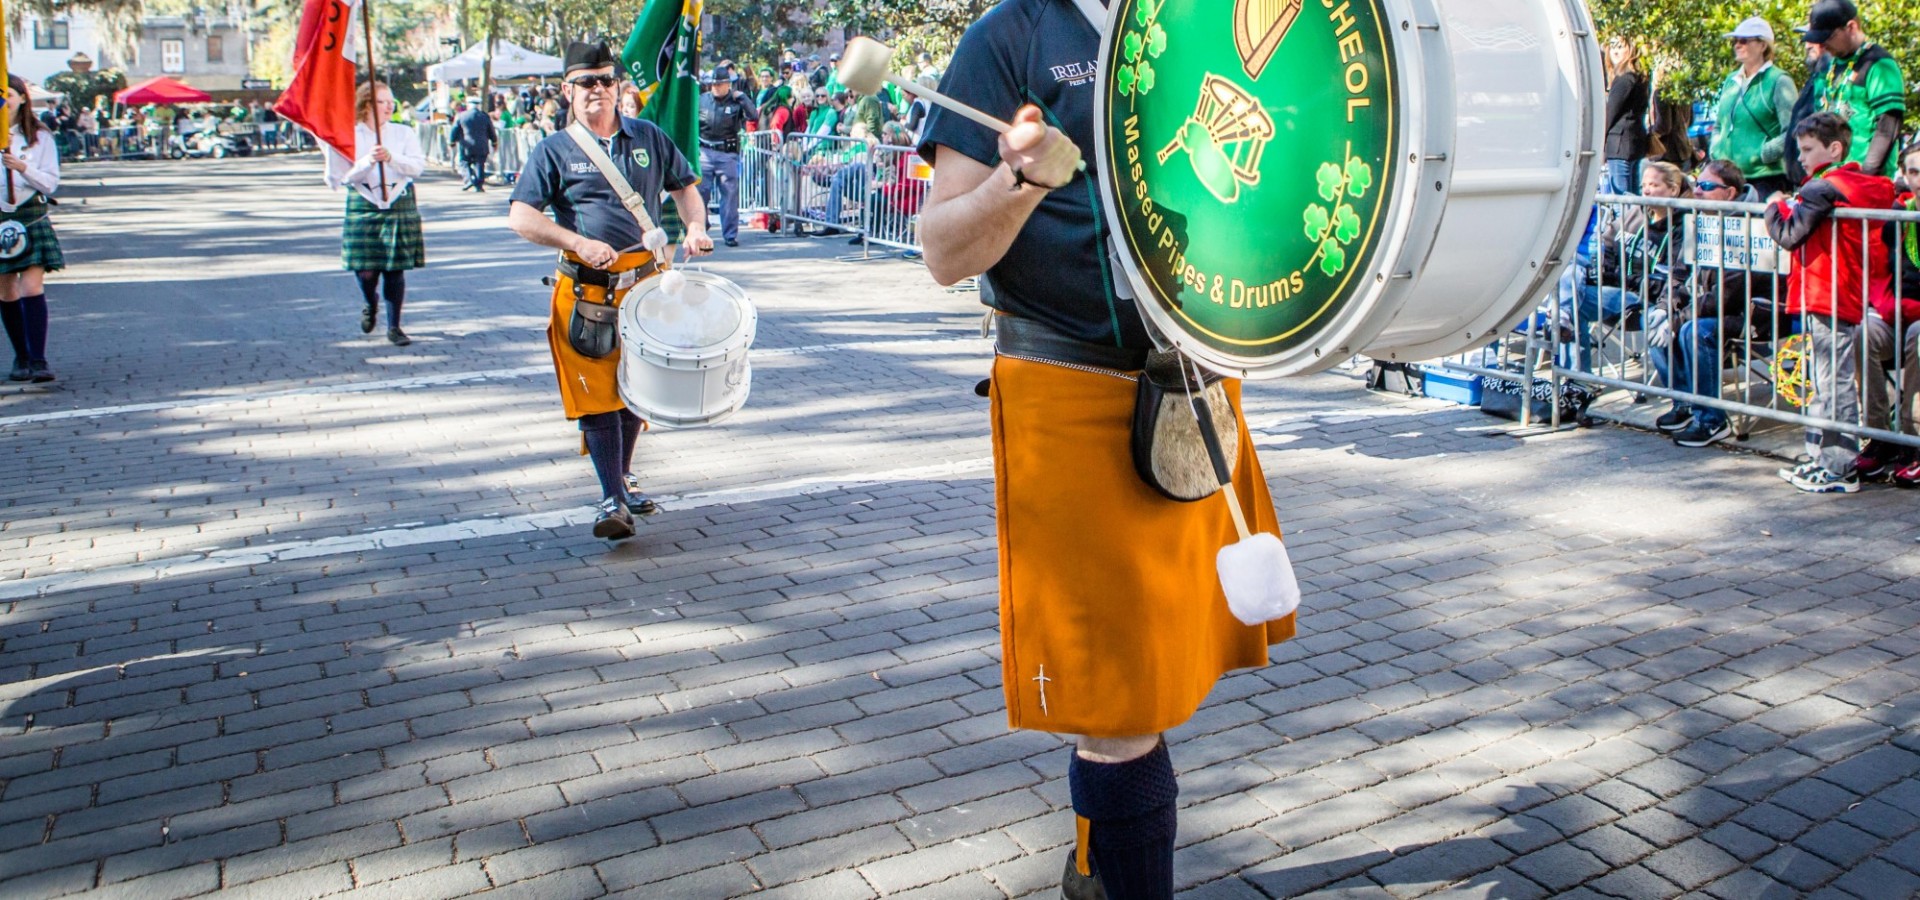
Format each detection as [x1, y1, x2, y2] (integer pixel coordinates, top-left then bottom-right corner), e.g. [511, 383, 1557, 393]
[1009, 165, 1070, 192]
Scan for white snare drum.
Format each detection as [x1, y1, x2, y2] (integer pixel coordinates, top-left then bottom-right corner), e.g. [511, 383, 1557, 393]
[617, 270, 757, 427]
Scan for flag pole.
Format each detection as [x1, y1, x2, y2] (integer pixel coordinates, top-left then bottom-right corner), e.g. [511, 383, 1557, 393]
[359, 0, 388, 201]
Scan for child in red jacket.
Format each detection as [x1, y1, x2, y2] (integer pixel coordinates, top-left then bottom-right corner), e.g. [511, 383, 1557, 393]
[1765, 112, 1895, 492]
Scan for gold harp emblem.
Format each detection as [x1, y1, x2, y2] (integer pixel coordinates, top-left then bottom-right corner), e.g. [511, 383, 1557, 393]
[1234, 0, 1302, 79]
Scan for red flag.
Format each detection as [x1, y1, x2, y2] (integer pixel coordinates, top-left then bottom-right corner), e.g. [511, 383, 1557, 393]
[275, 0, 361, 159]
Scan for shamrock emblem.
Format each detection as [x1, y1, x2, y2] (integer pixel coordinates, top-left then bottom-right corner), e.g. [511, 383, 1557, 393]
[1118, 1, 1168, 99]
[1304, 152, 1375, 277]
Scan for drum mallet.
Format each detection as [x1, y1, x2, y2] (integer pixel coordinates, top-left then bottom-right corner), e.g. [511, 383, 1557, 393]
[1189, 388, 1300, 625]
[839, 36, 1085, 171]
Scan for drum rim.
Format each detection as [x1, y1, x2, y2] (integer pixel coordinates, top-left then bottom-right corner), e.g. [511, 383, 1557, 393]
[619, 269, 759, 358]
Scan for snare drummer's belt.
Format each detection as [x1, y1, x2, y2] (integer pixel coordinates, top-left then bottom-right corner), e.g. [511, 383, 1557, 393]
[550, 252, 661, 292]
[995, 314, 1148, 373]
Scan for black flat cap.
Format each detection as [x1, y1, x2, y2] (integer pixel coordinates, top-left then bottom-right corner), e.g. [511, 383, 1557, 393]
[564, 40, 616, 75]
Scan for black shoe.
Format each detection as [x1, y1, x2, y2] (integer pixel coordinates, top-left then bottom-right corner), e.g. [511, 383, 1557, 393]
[475, 185, 486, 192]
[27, 361, 53, 383]
[724, 238, 739, 247]
[460, 184, 472, 192]
[1672, 420, 1731, 448]
[622, 474, 663, 516]
[1062, 853, 1106, 900]
[7, 358, 26, 382]
[360, 304, 376, 334]
[592, 496, 635, 540]
[387, 328, 411, 347]
[847, 235, 864, 245]
[1654, 404, 1692, 432]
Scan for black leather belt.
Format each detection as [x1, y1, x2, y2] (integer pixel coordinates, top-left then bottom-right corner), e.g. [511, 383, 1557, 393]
[552, 256, 660, 290]
[994, 315, 1148, 372]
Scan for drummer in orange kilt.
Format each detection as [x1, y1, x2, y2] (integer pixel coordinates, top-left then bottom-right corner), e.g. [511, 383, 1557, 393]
[508, 40, 712, 540]
[916, 2, 1295, 897]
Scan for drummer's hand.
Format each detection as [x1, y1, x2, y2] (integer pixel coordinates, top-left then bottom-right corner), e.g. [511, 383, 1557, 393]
[683, 228, 714, 259]
[0, 153, 24, 174]
[998, 105, 1080, 190]
[574, 237, 618, 269]
[369, 146, 392, 164]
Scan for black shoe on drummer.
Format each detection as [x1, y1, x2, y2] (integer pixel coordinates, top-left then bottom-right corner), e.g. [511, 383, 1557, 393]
[592, 496, 636, 540]
[623, 474, 662, 516]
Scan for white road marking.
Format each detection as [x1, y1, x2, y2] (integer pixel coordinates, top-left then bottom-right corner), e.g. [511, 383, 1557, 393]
[0, 336, 986, 428]
[0, 457, 995, 602]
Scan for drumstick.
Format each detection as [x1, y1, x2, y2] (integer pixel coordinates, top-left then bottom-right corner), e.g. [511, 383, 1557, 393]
[839, 36, 1086, 172]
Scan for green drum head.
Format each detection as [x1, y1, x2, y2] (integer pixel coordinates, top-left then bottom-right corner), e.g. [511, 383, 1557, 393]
[1096, 0, 1402, 374]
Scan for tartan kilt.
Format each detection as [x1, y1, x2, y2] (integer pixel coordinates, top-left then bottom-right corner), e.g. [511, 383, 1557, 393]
[0, 212, 64, 275]
[341, 188, 425, 271]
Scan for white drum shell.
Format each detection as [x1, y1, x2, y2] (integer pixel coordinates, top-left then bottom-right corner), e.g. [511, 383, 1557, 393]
[617, 271, 757, 428]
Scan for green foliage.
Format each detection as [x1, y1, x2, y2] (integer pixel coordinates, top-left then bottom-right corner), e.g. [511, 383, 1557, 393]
[1590, 0, 1920, 107]
[45, 69, 127, 110]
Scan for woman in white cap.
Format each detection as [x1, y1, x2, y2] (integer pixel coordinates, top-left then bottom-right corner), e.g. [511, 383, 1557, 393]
[1711, 17, 1797, 197]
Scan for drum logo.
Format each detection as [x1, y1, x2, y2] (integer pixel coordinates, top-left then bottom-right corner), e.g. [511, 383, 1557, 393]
[1102, 0, 1398, 354]
[0, 221, 27, 260]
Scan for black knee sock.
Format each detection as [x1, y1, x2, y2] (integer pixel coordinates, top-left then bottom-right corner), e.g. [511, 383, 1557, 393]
[0, 300, 25, 362]
[18, 294, 48, 363]
[579, 412, 629, 503]
[618, 409, 642, 477]
[382, 271, 405, 329]
[354, 271, 381, 315]
[1069, 742, 1178, 900]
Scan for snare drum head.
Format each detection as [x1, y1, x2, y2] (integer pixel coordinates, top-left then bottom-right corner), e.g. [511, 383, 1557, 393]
[1095, 0, 1409, 377]
[630, 272, 751, 353]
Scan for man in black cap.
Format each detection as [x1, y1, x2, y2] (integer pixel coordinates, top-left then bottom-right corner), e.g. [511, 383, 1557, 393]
[507, 39, 713, 540]
[698, 65, 758, 248]
[1793, 0, 1904, 177]
[451, 95, 496, 191]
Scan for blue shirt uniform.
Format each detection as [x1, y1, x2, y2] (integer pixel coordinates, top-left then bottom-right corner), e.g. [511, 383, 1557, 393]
[511, 116, 699, 250]
[698, 90, 758, 154]
[917, 0, 1145, 348]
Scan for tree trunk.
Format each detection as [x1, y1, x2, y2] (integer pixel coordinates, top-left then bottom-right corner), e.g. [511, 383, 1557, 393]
[480, 4, 499, 119]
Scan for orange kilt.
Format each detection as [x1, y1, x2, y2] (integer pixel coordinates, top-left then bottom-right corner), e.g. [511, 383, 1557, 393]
[547, 250, 661, 420]
[990, 354, 1293, 738]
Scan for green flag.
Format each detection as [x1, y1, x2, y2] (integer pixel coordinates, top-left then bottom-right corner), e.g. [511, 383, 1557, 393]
[622, 0, 702, 173]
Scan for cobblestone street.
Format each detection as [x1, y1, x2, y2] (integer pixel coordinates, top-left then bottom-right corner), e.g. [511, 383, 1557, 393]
[2, 156, 1918, 899]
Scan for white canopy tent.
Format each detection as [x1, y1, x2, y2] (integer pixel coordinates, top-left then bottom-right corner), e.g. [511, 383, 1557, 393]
[425, 40, 563, 83]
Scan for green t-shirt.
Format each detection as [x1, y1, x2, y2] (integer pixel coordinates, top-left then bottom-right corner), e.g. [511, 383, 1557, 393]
[1813, 46, 1905, 176]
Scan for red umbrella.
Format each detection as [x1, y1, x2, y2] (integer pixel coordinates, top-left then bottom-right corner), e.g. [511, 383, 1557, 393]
[114, 76, 213, 105]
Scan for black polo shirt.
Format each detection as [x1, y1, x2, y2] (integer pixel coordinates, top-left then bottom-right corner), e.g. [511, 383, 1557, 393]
[918, 0, 1142, 348]
[698, 91, 758, 152]
[511, 116, 697, 250]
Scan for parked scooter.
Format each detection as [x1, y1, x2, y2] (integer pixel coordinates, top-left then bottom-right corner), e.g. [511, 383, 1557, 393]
[167, 125, 253, 160]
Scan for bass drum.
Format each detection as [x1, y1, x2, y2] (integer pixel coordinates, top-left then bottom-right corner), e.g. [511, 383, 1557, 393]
[1093, 0, 1602, 376]
[617, 270, 757, 428]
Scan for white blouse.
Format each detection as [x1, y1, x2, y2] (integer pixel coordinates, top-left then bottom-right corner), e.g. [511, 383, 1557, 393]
[0, 127, 60, 214]
[323, 122, 426, 209]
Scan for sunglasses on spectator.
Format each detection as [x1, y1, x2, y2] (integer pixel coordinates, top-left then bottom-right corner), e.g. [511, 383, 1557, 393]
[569, 74, 619, 90]
[1694, 181, 1727, 192]
[1730, 37, 1759, 45]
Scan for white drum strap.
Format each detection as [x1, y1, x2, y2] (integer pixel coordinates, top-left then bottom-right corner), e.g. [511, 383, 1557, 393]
[1067, 0, 1107, 34]
[564, 122, 661, 235]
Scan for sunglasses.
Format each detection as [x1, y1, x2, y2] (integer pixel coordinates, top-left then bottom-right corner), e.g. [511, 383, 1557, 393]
[1694, 181, 1728, 192]
[568, 74, 619, 90]
[1730, 37, 1758, 45]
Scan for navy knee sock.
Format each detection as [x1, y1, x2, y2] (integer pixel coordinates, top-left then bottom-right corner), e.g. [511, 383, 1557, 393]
[579, 412, 629, 503]
[618, 409, 642, 476]
[382, 271, 405, 329]
[1069, 742, 1178, 900]
[0, 300, 24, 362]
[18, 294, 48, 363]
[354, 271, 380, 309]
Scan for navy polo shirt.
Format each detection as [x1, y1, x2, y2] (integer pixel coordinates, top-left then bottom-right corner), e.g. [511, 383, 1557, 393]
[511, 117, 699, 251]
[918, 0, 1144, 348]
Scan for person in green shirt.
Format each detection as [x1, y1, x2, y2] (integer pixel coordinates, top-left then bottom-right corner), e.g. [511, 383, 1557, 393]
[1796, 0, 1904, 177]
[851, 90, 886, 139]
[1712, 17, 1797, 196]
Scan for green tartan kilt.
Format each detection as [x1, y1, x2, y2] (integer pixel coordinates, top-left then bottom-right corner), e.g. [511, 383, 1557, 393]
[341, 188, 426, 272]
[0, 211, 65, 275]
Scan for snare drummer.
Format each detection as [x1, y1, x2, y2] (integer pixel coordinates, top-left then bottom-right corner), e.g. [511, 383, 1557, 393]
[508, 39, 712, 541]
[918, 1, 1291, 897]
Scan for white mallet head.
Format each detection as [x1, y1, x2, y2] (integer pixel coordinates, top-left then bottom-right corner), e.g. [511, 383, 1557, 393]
[641, 228, 669, 255]
[838, 37, 896, 97]
[658, 267, 687, 298]
[1217, 532, 1301, 625]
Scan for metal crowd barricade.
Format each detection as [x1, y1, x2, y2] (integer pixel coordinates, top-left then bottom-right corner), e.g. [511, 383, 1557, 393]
[416, 123, 546, 184]
[858, 144, 931, 253]
[1463, 191, 1920, 454]
[764, 134, 872, 234]
[739, 130, 781, 219]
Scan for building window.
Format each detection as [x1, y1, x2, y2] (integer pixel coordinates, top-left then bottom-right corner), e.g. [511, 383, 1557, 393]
[207, 35, 223, 63]
[33, 20, 70, 50]
[162, 39, 185, 73]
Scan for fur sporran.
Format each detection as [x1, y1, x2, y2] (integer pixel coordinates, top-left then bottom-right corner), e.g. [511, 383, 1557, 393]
[1130, 351, 1239, 502]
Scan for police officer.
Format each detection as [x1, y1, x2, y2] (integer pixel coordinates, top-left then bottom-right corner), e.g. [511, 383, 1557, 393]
[451, 95, 497, 191]
[698, 66, 757, 248]
[507, 40, 713, 540]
